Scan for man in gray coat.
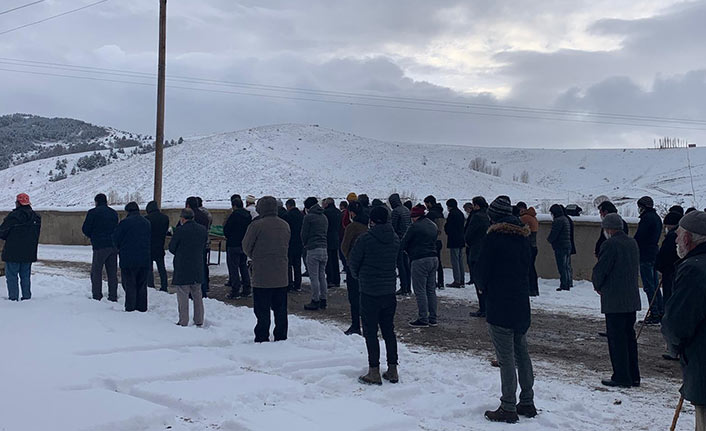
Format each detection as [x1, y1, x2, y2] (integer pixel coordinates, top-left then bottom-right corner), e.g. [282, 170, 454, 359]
[301, 197, 329, 310]
[592, 213, 641, 388]
[662, 210, 706, 431]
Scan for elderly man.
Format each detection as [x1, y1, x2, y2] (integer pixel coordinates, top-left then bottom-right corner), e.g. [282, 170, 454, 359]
[592, 213, 641, 388]
[662, 210, 706, 431]
[169, 208, 208, 327]
[243, 196, 291, 343]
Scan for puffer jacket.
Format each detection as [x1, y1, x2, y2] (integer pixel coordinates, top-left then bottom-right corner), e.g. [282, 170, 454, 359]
[0, 205, 41, 263]
[389, 193, 411, 239]
[348, 223, 400, 296]
[547, 211, 572, 251]
[301, 204, 328, 250]
[401, 216, 438, 262]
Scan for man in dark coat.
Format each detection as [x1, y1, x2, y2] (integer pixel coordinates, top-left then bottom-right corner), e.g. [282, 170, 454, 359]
[340, 201, 369, 335]
[112, 202, 151, 312]
[223, 197, 252, 298]
[402, 204, 439, 327]
[349, 206, 400, 386]
[1, 193, 41, 301]
[82, 193, 119, 301]
[145, 200, 170, 292]
[302, 197, 328, 310]
[657, 211, 683, 360]
[357, 194, 371, 220]
[389, 193, 412, 295]
[283, 199, 304, 292]
[662, 210, 706, 430]
[563, 205, 576, 287]
[169, 208, 208, 326]
[466, 196, 490, 317]
[595, 200, 629, 258]
[547, 204, 572, 291]
[323, 198, 341, 287]
[475, 196, 535, 424]
[591, 213, 642, 388]
[186, 196, 211, 297]
[517, 202, 539, 296]
[634, 196, 664, 324]
[424, 195, 445, 287]
[444, 198, 466, 287]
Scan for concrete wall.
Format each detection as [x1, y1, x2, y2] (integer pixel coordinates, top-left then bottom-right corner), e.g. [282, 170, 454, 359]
[0, 209, 640, 281]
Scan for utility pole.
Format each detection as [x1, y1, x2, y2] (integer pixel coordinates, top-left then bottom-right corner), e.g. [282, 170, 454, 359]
[153, 0, 167, 206]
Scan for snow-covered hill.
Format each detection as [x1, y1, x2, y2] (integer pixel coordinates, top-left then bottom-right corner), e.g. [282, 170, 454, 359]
[1, 123, 704, 213]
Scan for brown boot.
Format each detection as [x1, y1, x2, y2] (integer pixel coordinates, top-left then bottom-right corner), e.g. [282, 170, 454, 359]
[382, 364, 399, 383]
[358, 367, 382, 385]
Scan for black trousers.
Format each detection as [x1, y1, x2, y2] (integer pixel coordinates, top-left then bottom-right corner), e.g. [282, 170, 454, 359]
[346, 275, 360, 329]
[326, 248, 340, 286]
[397, 250, 411, 292]
[120, 266, 149, 312]
[360, 293, 398, 368]
[528, 246, 539, 296]
[148, 255, 168, 291]
[605, 312, 640, 385]
[227, 247, 251, 295]
[288, 252, 302, 290]
[202, 248, 210, 297]
[466, 248, 473, 283]
[253, 287, 288, 342]
[662, 271, 674, 304]
[469, 258, 486, 312]
[435, 241, 444, 286]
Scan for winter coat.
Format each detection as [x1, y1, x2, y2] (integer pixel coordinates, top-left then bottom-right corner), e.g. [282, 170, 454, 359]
[348, 223, 400, 297]
[358, 195, 371, 220]
[474, 217, 531, 333]
[341, 214, 369, 260]
[81, 203, 118, 250]
[0, 205, 41, 263]
[634, 208, 663, 262]
[567, 214, 577, 255]
[656, 227, 679, 276]
[283, 207, 304, 256]
[465, 208, 490, 261]
[145, 202, 170, 259]
[340, 209, 351, 241]
[324, 205, 341, 250]
[401, 216, 438, 262]
[519, 207, 539, 248]
[389, 193, 411, 239]
[223, 208, 252, 249]
[193, 207, 210, 230]
[426, 203, 445, 243]
[242, 199, 291, 288]
[595, 218, 629, 257]
[112, 211, 151, 269]
[591, 231, 642, 314]
[547, 214, 572, 251]
[444, 207, 466, 249]
[662, 242, 706, 405]
[301, 204, 328, 251]
[168, 220, 208, 285]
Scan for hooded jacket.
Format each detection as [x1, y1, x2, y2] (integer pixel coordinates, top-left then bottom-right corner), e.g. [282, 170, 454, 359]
[145, 201, 170, 258]
[82, 203, 118, 250]
[465, 208, 490, 261]
[474, 216, 531, 333]
[0, 205, 41, 263]
[112, 210, 151, 269]
[242, 197, 291, 288]
[547, 205, 572, 251]
[389, 193, 411, 239]
[519, 207, 539, 248]
[401, 216, 438, 262]
[301, 204, 328, 250]
[348, 222, 400, 296]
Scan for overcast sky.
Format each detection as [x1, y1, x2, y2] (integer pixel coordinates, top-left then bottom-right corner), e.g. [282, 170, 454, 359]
[1, 0, 706, 148]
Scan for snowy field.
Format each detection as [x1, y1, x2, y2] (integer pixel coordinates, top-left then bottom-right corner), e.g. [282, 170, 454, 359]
[0, 247, 693, 430]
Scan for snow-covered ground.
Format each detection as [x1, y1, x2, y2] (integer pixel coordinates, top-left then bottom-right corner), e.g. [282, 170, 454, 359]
[2, 124, 704, 213]
[0, 262, 693, 431]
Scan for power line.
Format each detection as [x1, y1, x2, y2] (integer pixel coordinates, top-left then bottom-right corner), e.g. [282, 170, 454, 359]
[0, 0, 109, 36]
[0, 0, 45, 16]
[3, 65, 706, 132]
[2, 56, 706, 127]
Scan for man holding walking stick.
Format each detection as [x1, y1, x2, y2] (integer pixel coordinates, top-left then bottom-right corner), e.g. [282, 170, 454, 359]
[661, 210, 706, 431]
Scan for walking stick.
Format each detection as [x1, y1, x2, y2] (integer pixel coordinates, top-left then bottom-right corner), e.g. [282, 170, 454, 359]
[636, 280, 662, 341]
[670, 395, 684, 431]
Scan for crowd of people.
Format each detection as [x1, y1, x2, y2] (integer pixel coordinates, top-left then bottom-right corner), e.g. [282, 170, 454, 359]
[1, 191, 705, 428]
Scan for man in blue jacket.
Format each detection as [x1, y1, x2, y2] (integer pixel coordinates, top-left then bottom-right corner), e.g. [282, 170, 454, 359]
[82, 193, 119, 301]
[112, 202, 151, 312]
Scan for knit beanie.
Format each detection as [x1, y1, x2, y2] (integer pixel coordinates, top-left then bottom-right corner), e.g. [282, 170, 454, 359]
[488, 196, 513, 222]
[664, 212, 682, 227]
[601, 213, 624, 230]
[370, 206, 389, 224]
[410, 204, 426, 219]
[637, 196, 654, 209]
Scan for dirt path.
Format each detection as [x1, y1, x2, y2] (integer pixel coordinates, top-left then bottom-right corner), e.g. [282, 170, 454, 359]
[40, 260, 682, 382]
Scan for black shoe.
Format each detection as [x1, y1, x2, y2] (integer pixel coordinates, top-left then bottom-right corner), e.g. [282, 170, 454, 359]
[643, 316, 661, 325]
[556, 287, 570, 292]
[484, 407, 519, 424]
[516, 403, 538, 418]
[601, 378, 632, 388]
[662, 354, 679, 361]
[428, 320, 438, 327]
[304, 301, 320, 311]
[202, 292, 209, 298]
[529, 291, 539, 297]
[344, 326, 361, 336]
[598, 332, 608, 337]
[469, 311, 486, 318]
[395, 289, 411, 296]
[240, 291, 252, 298]
[409, 319, 429, 328]
[319, 299, 327, 309]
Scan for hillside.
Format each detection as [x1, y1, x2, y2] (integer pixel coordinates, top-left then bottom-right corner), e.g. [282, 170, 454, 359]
[1, 123, 704, 213]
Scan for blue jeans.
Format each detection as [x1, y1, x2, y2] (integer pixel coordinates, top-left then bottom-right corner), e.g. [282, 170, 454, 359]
[639, 261, 663, 317]
[5, 262, 32, 301]
[554, 248, 572, 289]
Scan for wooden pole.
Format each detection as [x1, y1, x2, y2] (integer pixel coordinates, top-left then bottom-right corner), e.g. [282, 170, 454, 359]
[153, 0, 167, 206]
[670, 395, 684, 431]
